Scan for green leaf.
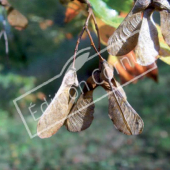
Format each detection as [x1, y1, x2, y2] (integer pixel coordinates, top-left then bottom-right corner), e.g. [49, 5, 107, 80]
[103, 0, 134, 13]
[89, 0, 124, 28]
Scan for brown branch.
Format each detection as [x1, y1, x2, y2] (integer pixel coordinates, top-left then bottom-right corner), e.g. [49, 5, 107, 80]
[72, 7, 92, 68]
[86, 0, 101, 52]
[86, 27, 103, 61]
[72, 0, 103, 68]
[91, 12, 101, 52]
[72, 27, 86, 68]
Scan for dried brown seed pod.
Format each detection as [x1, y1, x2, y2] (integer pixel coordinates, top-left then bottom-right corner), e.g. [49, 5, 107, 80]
[135, 8, 160, 66]
[100, 60, 143, 135]
[107, 12, 142, 56]
[112, 79, 127, 100]
[65, 71, 100, 132]
[153, 0, 170, 11]
[100, 60, 127, 99]
[134, 0, 151, 13]
[107, 0, 151, 56]
[160, 10, 170, 47]
[37, 69, 78, 138]
[100, 60, 114, 82]
[102, 80, 144, 135]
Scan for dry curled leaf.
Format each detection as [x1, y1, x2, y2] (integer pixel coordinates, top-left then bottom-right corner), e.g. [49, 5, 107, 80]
[100, 60, 144, 135]
[65, 72, 100, 132]
[135, 8, 160, 66]
[37, 69, 78, 138]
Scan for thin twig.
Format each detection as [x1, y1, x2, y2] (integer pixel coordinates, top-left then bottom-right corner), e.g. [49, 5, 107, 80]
[91, 12, 101, 52]
[86, 27, 103, 61]
[86, 0, 101, 52]
[72, 8, 92, 68]
[72, 0, 103, 68]
[72, 27, 86, 68]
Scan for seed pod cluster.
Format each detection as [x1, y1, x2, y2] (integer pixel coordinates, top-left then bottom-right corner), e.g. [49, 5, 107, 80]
[65, 60, 144, 135]
[37, 60, 144, 138]
[108, 0, 170, 66]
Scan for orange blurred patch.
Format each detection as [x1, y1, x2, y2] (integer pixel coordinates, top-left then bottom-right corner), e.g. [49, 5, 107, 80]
[120, 12, 128, 18]
[64, 0, 84, 23]
[65, 33, 73, 40]
[39, 19, 54, 30]
[108, 51, 158, 84]
[37, 92, 46, 101]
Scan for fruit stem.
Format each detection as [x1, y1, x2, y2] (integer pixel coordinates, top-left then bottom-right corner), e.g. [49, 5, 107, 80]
[72, 0, 103, 68]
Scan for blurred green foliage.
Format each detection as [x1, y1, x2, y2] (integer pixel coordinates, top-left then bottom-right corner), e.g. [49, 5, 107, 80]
[0, 0, 170, 170]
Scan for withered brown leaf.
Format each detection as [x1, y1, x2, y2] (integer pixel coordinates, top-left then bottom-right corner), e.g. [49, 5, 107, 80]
[37, 69, 78, 138]
[107, 0, 152, 56]
[65, 71, 100, 132]
[160, 10, 170, 47]
[135, 8, 160, 66]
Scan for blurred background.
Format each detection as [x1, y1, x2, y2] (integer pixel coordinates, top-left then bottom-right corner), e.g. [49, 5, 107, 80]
[0, 0, 170, 169]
